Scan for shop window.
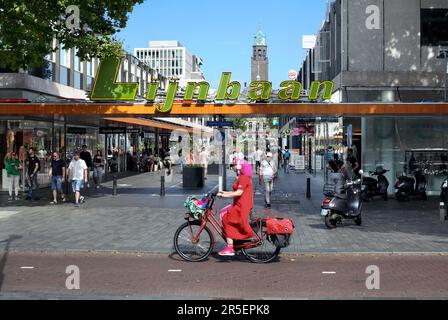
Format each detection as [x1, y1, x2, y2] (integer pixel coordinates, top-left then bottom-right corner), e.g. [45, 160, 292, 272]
[421, 9, 448, 46]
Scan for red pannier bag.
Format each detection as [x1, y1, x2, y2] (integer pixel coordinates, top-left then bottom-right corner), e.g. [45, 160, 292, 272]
[266, 217, 294, 235]
[265, 217, 294, 248]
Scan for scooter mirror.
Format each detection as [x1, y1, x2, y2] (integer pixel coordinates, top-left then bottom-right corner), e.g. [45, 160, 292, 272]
[359, 170, 364, 175]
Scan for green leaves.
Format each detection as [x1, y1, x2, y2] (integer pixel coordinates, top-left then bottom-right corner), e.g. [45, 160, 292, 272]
[0, 0, 143, 71]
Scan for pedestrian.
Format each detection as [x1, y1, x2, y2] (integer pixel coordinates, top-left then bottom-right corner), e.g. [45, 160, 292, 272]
[48, 151, 66, 205]
[5, 151, 21, 201]
[93, 150, 105, 189]
[80, 145, 93, 186]
[26, 147, 40, 200]
[217, 160, 255, 256]
[254, 147, 263, 175]
[283, 146, 291, 174]
[199, 147, 208, 180]
[259, 152, 276, 208]
[68, 151, 88, 207]
[346, 148, 360, 177]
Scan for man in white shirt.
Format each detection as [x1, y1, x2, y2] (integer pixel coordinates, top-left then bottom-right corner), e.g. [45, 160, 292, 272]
[68, 151, 88, 207]
[254, 147, 263, 175]
[259, 152, 277, 208]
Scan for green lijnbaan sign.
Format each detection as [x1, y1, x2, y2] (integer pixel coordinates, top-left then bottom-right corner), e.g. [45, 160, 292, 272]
[91, 58, 334, 113]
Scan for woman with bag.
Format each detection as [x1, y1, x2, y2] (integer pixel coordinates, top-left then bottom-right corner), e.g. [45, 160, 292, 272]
[5, 151, 21, 201]
[216, 160, 255, 256]
[93, 150, 105, 189]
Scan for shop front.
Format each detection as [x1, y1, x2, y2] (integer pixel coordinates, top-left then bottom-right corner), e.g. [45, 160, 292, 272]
[362, 116, 448, 195]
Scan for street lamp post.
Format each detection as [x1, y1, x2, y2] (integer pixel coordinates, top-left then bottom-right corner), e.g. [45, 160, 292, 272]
[437, 49, 448, 102]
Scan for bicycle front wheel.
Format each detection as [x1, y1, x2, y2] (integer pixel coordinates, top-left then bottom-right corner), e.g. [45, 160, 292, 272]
[241, 220, 280, 264]
[174, 221, 214, 262]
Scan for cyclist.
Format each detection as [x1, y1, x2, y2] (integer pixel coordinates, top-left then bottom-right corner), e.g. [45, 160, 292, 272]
[217, 160, 255, 256]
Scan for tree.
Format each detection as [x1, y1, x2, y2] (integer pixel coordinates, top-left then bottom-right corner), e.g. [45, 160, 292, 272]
[227, 118, 248, 131]
[0, 0, 143, 71]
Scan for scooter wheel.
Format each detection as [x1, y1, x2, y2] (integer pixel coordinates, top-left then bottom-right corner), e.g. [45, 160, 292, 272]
[354, 215, 362, 226]
[324, 215, 337, 229]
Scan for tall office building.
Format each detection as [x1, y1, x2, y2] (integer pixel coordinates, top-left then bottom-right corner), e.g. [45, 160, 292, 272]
[134, 41, 205, 88]
[251, 28, 269, 82]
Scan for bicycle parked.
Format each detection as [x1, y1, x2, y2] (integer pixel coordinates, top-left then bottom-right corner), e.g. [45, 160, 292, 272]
[173, 192, 295, 263]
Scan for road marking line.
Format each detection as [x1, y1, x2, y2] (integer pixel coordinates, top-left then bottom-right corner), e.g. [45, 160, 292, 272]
[322, 271, 336, 274]
[20, 266, 35, 269]
[168, 182, 182, 189]
[168, 269, 182, 272]
[0, 211, 21, 219]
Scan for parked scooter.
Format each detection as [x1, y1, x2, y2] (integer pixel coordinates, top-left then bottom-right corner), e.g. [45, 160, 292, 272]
[395, 169, 427, 201]
[362, 166, 390, 201]
[321, 173, 364, 229]
[441, 179, 447, 204]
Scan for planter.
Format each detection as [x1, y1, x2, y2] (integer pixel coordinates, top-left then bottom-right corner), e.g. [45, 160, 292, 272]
[207, 163, 220, 175]
[183, 166, 204, 188]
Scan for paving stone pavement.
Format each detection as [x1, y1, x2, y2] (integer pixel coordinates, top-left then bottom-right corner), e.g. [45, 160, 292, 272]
[0, 167, 447, 254]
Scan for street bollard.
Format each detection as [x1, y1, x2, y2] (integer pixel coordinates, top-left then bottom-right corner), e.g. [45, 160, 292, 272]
[306, 178, 311, 198]
[440, 202, 447, 222]
[112, 174, 117, 197]
[160, 175, 165, 196]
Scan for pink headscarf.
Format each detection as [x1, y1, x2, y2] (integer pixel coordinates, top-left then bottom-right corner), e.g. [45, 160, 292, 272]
[238, 160, 253, 177]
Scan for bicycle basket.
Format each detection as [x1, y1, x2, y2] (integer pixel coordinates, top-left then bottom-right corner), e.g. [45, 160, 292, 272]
[184, 196, 208, 219]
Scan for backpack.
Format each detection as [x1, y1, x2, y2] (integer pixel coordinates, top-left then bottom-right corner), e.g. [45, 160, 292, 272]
[284, 151, 290, 160]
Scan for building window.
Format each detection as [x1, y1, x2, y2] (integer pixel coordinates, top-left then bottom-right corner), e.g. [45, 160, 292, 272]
[59, 66, 69, 86]
[74, 71, 81, 89]
[421, 9, 448, 46]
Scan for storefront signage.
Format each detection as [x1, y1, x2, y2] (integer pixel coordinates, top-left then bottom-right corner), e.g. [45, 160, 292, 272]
[127, 128, 141, 134]
[206, 121, 234, 127]
[67, 127, 87, 134]
[99, 127, 126, 134]
[90, 58, 334, 113]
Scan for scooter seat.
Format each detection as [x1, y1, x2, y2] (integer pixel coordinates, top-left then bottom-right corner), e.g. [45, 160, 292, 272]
[335, 193, 348, 200]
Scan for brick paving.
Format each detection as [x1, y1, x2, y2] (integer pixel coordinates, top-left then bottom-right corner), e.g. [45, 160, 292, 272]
[1, 251, 448, 299]
[0, 167, 447, 254]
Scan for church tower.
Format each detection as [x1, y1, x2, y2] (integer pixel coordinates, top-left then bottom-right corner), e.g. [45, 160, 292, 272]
[251, 28, 269, 82]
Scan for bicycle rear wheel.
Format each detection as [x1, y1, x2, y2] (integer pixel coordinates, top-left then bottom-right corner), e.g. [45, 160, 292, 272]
[241, 219, 280, 263]
[174, 221, 214, 262]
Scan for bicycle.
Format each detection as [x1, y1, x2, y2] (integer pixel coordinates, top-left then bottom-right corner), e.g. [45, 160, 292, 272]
[173, 193, 281, 263]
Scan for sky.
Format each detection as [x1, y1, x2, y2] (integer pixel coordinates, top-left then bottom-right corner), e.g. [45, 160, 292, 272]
[116, 0, 329, 89]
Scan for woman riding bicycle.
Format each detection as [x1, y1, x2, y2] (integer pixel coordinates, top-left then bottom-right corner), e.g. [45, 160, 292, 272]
[217, 160, 255, 256]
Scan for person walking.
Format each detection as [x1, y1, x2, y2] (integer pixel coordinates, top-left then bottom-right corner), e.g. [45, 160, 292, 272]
[48, 151, 66, 205]
[5, 151, 21, 201]
[68, 151, 88, 207]
[254, 147, 263, 175]
[199, 147, 208, 180]
[93, 150, 105, 189]
[80, 145, 93, 186]
[283, 146, 291, 174]
[26, 147, 40, 200]
[217, 160, 255, 256]
[259, 152, 277, 208]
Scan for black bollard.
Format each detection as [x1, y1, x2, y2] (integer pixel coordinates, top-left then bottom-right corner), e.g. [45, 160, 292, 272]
[160, 175, 165, 196]
[113, 174, 117, 197]
[306, 178, 311, 198]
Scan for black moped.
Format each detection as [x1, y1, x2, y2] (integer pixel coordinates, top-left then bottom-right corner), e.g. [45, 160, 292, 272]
[362, 166, 389, 201]
[321, 177, 363, 229]
[395, 169, 427, 201]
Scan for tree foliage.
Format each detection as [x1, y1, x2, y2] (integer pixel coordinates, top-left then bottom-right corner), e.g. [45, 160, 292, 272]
[0, 0, 143, 71]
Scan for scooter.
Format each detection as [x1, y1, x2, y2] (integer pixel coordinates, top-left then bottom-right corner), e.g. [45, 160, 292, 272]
[321, 176, 364, 229]
[362, 166, 390, 201]
[441, 179, 447, 203]
[395, 169, 427, 201]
